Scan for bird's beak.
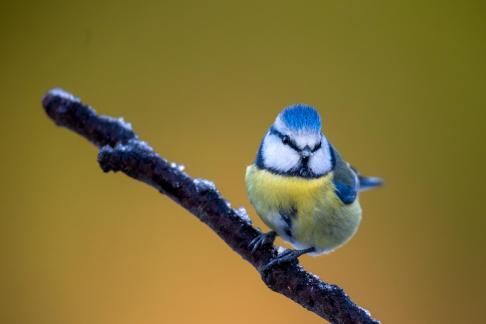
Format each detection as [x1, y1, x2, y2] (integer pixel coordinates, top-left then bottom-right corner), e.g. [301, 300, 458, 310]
[301, 146, 312, 159]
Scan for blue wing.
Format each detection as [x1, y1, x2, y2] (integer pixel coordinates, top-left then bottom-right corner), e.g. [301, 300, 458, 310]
[329, 145, 383, 204]
[329, 145, 359, 204]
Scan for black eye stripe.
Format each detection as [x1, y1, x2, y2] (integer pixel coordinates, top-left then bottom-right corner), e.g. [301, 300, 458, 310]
[270, 127, 299, 151]
[312, 141, 322, 153]
[270, 127, 321, 153]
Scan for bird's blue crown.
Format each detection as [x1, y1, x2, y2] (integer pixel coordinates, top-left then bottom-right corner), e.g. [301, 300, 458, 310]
[279, 104, 321, 132]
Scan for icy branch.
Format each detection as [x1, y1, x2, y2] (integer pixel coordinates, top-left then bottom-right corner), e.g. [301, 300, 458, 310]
[42, 88, 379, 324]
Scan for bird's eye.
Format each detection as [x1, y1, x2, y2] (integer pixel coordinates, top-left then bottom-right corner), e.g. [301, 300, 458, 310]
[282, 135, 290, 145]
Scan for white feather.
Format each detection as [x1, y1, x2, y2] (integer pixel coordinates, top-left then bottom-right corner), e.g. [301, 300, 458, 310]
[262, 133, 300, 172]
[266, 211, 293, 242]
[294, 133, 322, 149]
[308, 140, 332, 176]
[273, 116, 290, 134]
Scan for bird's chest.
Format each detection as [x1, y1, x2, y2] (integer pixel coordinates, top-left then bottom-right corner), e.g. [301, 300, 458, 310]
[246, 165, 337, 219]
[246, 165, 362, 252]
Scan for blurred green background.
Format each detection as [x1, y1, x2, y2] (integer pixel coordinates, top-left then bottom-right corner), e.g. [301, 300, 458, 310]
[1, 1, 485, 323]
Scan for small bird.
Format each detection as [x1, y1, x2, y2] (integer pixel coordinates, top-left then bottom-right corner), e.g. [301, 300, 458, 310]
[245, 104, 382, 269]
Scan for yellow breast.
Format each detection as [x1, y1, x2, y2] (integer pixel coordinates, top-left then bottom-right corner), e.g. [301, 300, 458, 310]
[245, 164, 361, 254]
[246, 164, 336, 212]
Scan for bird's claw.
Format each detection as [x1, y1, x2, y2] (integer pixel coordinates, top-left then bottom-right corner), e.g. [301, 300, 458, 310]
[249, 231, 277, 253]
[261, 247, 315, 273]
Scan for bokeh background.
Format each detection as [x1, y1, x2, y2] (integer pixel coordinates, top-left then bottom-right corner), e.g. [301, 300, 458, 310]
[1, 1, 485, 323]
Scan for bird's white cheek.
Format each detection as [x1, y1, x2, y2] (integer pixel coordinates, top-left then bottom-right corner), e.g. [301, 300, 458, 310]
[262, 136, 300, 172]
[309, 147, 332, 176]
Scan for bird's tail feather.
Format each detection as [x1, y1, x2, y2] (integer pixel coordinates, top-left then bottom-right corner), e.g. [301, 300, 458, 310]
[358, 176, 384, 191]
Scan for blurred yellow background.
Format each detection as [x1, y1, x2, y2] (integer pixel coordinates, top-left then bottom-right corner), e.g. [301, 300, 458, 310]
[1, 1, 485, 323]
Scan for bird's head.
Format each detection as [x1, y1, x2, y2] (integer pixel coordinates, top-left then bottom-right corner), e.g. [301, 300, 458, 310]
[256, 104, 333, 178]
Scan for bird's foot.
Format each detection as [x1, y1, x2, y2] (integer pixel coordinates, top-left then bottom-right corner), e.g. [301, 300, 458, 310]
[249, 231, 277, 253]
[261, 247, 315, 273]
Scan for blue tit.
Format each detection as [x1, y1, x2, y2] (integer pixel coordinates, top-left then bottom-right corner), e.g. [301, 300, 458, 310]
[245, 104, 382, 268]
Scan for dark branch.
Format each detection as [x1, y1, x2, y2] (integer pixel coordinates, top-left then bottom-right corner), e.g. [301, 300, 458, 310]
[42, 88, 379, 324]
